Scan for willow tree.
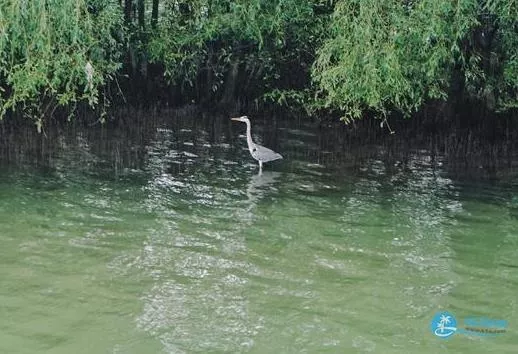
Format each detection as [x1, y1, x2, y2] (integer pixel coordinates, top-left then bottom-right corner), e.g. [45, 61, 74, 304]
[0, 0, 123, 129]
[312, 0, 518, 122]
[484, 0, 518, 110]
[147, 0, 329, 103]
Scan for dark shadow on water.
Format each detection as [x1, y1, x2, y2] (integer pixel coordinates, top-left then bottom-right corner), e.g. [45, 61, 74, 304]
[0, 105, 517, 186]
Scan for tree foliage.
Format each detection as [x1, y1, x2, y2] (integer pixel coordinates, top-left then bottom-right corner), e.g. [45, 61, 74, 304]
[0, 0, 517, 127]
[0, 0, 123, 128]
[147, 0, 328, 100]
[312, 0, 518, 122]
[484, 0, 518, 110]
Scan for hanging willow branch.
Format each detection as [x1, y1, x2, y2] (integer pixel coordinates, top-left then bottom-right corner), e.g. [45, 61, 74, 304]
[0, 0, 124, 127]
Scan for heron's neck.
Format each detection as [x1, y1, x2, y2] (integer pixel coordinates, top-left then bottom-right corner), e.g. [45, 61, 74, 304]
[245, 120, 255, 151]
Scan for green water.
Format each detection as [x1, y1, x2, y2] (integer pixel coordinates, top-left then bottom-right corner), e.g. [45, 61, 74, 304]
[0, 113, 517, 353]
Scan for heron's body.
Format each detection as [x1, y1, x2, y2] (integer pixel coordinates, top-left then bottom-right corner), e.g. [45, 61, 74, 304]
[231, 116, 282, 171]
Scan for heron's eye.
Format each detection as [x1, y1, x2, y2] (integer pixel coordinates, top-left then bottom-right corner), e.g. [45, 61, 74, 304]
[253, 148, 257, 152]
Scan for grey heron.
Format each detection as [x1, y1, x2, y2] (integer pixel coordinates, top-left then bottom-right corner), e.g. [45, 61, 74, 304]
[231, 116, 283, 171]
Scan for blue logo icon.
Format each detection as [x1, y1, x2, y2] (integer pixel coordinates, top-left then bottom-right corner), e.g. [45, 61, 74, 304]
[431, 311, 457, 338]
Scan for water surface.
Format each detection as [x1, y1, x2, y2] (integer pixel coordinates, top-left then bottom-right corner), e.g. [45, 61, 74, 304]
[0, 109, 517, 353]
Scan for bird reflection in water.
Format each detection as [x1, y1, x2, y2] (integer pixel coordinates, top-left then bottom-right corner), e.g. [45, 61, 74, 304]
[242, 171, 282, 218]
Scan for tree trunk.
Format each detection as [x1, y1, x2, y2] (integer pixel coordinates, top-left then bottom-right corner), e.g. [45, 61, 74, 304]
[137, 0, 145, 30]
[124, 0, 132, 23]
[152, 0, 159, 29]
[205, 44, 214, 102]
[221, 59, 240, 104]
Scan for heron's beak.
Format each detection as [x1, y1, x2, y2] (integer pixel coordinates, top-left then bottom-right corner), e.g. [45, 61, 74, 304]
[231, 117, 241, 122]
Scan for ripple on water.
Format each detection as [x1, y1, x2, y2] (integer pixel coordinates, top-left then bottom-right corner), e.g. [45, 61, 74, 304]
[1, 115, 518, 353]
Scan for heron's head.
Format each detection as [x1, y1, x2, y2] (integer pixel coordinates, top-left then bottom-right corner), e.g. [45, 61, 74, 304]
[231, 115, 249, 123]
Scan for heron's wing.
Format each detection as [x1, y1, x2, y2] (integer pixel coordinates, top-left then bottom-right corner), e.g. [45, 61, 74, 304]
[255, 144, 283, 162]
